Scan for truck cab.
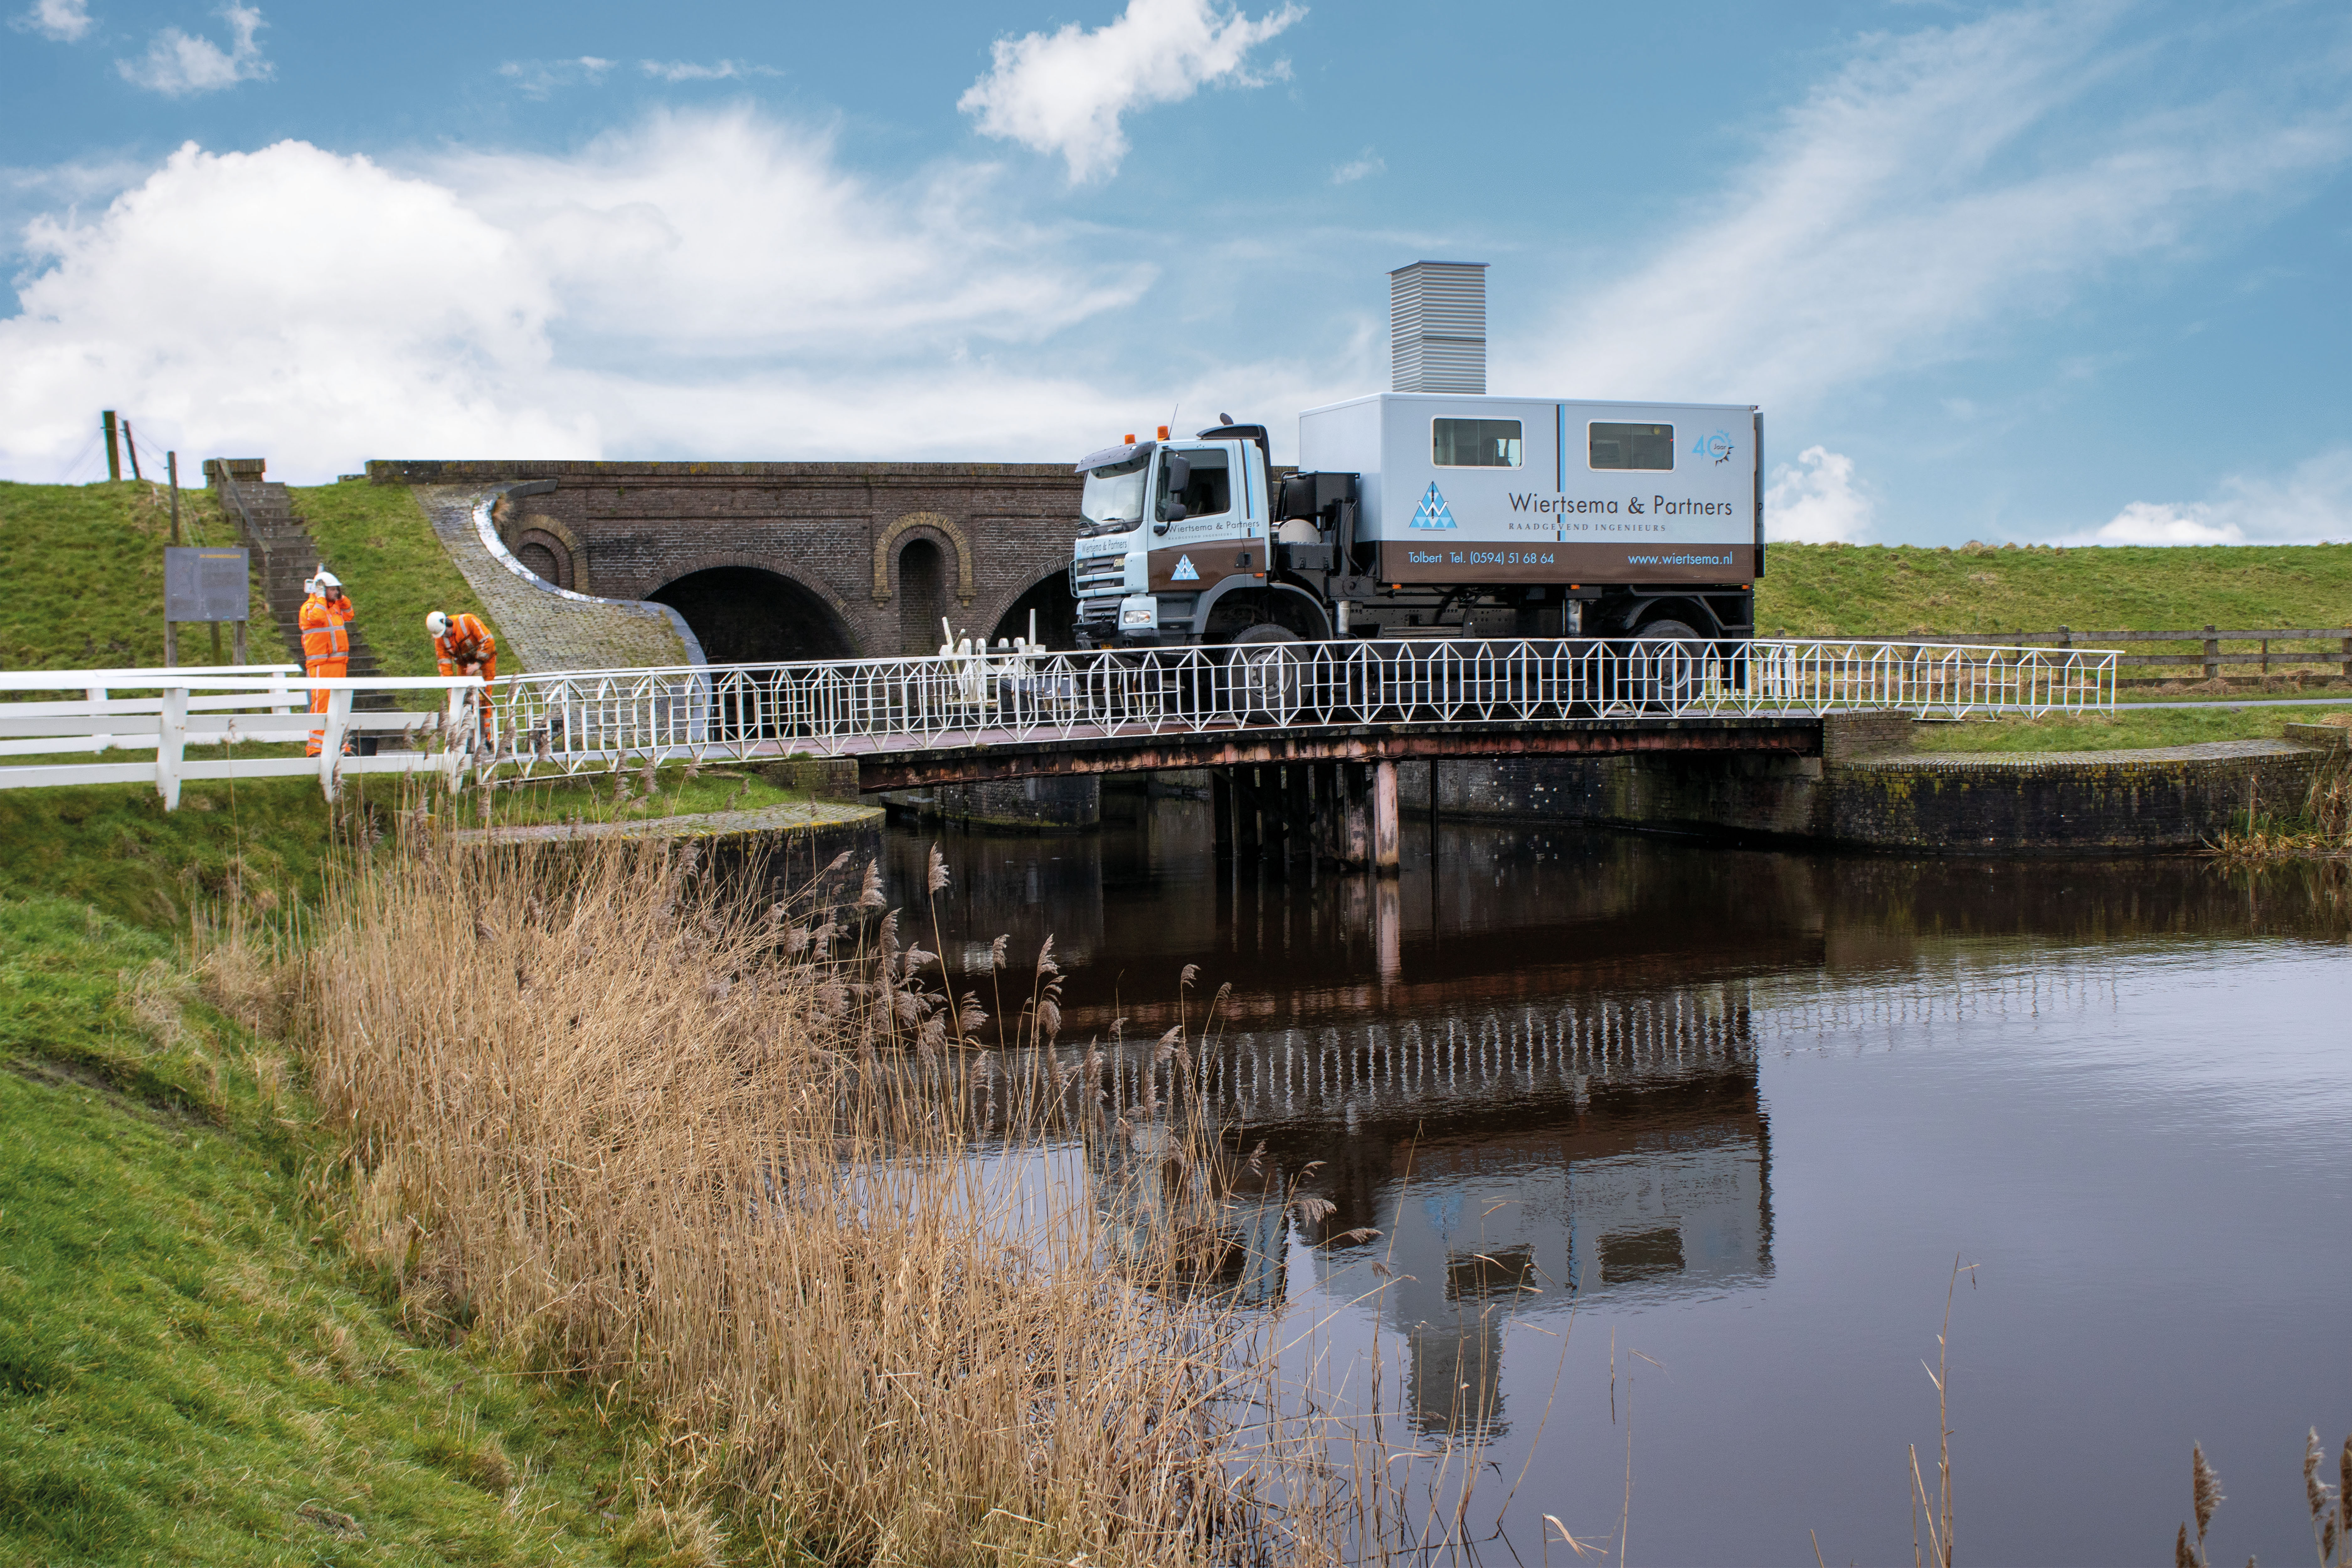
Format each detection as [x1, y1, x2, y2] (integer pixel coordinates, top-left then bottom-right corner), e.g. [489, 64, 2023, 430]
[1071, 423, 1333, 650]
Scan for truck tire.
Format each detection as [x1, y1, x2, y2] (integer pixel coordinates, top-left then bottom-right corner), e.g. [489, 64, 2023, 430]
[1223, 623, 1304, 723]
[1628, 618, 1704, 711]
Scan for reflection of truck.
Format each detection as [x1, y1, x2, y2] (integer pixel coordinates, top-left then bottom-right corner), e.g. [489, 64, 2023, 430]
[1069, 262, 1762, 654]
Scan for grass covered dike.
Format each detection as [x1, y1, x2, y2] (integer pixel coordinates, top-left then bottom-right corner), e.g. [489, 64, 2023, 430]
[0, 774, 1424, 1565]
[0, 477, 501, 678]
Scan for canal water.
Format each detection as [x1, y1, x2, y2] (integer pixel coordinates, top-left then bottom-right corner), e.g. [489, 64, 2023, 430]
[874, 789, 2352, 1566]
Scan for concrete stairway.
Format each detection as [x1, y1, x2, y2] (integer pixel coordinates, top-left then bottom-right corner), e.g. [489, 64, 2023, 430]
[205, 459, 392, 711]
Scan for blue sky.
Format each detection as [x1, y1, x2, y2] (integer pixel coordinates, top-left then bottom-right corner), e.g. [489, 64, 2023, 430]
[4, 0, 2349, 546]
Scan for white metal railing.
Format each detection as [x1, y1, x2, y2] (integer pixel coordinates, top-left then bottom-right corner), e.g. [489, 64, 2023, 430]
[482, 637, 2117, 780]
[0, 669, 483, 808]
[0, 639, 2117, 808]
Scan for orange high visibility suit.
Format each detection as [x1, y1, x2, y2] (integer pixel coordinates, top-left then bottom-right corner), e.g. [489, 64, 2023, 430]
[299, 589, 356, 756]
[434, 613, 498, 681]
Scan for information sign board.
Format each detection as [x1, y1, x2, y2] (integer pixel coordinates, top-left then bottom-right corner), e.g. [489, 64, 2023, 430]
[164, 547, 250, 622]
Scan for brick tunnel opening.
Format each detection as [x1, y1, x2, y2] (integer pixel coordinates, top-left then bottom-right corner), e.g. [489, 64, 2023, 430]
[650, 567, 855, 665]
[991, 572, 1080, 649]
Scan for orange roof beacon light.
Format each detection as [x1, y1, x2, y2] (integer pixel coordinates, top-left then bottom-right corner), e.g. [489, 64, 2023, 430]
[1123, 433, 1136, 444]
[1157, 425, 1171, 440]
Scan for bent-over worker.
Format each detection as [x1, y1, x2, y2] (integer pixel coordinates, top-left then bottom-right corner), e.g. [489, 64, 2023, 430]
[426, 610, 497, 681]
[299, 570, 356, 757]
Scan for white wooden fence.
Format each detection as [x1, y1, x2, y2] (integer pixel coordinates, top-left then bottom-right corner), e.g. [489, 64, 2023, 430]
[0, 668, 482, 809]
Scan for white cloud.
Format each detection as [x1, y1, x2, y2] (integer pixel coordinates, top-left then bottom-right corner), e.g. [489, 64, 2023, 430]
[116, 3, 270, 96]
[497, 56, 615, 99]
[1513, 8, 2352, 410]
[1330, 148, 1382, 185]
[0, 110, 1179, 481]
[12, 0, 92, 42]
[959, 0, 1304, 184]
[1764, 445, 1874, 542]
[640, 59, 778, 83]
[2053, 449, 2352, 546]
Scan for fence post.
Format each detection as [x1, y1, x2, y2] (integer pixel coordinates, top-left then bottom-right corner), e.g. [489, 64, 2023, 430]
[157, 685, 187, 809]
[2203, 624, 2220, 683]
[2342, 635, 2351, 681]
[87, 686, 109, 754]
[317, 687, 353, 800]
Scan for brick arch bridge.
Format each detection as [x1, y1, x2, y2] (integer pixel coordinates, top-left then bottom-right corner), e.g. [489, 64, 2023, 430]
[368, 460, 1083, 660]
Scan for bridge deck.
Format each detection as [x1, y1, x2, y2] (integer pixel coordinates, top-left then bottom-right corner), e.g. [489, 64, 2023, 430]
[842, 714, 1819, 788]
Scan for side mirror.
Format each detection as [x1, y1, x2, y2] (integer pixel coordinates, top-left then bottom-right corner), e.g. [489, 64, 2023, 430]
[1163, 453, 1190, 494]
[1158, 499, 1187, 529]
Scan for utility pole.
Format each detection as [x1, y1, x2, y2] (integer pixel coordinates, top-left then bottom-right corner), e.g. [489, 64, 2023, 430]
[167, 452, 182, 544]
[102, 411, 120, 481]
[123, 420, 142, 481]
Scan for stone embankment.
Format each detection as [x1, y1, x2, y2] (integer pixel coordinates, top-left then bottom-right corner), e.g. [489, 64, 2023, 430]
[410, 485, 700, 673]
[1403, 713, 2338, 854]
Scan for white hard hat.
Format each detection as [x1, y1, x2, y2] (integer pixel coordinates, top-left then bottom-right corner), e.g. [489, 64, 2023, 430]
[425, 611, 449, 637]
[314, 570, 342, 590]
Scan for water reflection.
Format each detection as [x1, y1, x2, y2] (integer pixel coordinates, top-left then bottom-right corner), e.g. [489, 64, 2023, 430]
[870, 796, 2352, 1564]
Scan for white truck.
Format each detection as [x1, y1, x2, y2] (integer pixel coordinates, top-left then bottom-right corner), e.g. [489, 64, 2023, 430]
[1069, 392, 1762, 654]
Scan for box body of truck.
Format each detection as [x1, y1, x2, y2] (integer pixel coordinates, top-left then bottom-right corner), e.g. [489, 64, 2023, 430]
[1300, 393, 1761, 587]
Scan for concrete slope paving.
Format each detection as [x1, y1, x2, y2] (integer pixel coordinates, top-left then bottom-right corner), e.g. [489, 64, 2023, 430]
[412, 485, 701, 673]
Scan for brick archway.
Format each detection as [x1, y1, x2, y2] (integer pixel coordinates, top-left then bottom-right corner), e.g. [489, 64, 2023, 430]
[873, 512, 975, 606]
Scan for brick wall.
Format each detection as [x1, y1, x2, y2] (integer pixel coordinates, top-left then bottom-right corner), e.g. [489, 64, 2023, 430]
[370, 460, 1083, 659]
[1401, 726, 2330, 853]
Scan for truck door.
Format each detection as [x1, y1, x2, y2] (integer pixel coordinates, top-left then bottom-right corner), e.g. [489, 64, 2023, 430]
[1147, 443, 1256, 590]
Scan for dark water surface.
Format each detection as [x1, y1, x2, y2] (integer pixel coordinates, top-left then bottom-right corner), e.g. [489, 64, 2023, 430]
[877, 794, 2352, 1566]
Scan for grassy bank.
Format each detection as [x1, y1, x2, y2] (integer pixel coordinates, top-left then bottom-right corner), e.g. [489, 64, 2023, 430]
[0, 774, 856, 1566]
[1916, 706, 2352, 754]
[0, 478, 501, 677]
[293, 479, 510, 677]
[0, 893, 649, 1567]
[1757, 541, 2352, 639]
[0, 481, 245, 671]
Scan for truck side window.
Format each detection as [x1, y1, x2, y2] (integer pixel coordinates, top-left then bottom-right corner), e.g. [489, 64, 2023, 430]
[1165, 448, 1230, 519]
[1589, 422, 1675, 470]
[1433, 418, 1522, 467]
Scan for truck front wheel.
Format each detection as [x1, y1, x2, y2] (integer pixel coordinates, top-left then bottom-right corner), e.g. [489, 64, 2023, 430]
[1221, 623, 1304, 722]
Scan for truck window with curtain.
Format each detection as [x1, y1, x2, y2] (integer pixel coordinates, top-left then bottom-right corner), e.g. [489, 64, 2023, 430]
[1589, 422, 1676, 470]
[1433, 418, 1523, 467]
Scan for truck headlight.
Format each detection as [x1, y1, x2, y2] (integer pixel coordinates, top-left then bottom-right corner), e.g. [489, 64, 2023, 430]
[1118, 595, 1157, 631]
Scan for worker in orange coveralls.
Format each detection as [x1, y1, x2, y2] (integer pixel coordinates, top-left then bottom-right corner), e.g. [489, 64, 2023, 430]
[428, 611, 498, 753]
[426, 611, 497, 681]
[299, 571, 355, 756]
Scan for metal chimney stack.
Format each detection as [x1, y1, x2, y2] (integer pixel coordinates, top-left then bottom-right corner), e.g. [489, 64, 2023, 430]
[1389, 260, 1487, 394]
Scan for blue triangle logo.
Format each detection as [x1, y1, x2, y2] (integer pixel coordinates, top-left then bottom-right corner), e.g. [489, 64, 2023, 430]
[1172, 554, 1199, 582]
[1410, 482, 1457, 529]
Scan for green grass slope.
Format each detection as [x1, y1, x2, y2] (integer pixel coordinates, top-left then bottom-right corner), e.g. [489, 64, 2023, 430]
[294, 480, 513, 677]
[0, 482, 245, 671]
[0, 776, 846, 1566]
[0, 894, 640, 1567]
[1757, 541, 2352, 638]
[0, 479, 502, 678]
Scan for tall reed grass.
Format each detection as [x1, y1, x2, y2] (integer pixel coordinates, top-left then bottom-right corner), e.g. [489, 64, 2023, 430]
[249, 822, 1449, 1565]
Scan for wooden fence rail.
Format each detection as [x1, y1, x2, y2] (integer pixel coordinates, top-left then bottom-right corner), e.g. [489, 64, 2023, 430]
[1915, 627, 2352, 681]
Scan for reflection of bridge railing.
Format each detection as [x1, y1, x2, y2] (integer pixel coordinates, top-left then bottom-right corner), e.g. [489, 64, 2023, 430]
[482, 637, 2117, 780]
[1001, 956, 2128, 1129]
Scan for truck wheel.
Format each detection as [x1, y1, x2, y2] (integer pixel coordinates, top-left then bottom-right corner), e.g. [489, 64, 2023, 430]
[1223, 623, 1304, 723]
[1628, 618, 1704, 711]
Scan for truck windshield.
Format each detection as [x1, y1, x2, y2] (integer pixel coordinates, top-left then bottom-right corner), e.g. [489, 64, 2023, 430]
[1079, 456, 1149, 536]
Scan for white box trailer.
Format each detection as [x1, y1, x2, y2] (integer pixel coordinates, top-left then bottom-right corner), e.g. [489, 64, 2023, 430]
[1300, 392, 1762, 588]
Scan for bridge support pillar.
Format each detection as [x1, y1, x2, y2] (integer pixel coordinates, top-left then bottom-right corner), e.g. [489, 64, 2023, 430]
[1343, 762, 1371, 867]
[1373, 760, 1401, 876]
[1235, 767, 1263, 857]
[1286, 765, 1312, 862]
[1212, 769, 1233, 858]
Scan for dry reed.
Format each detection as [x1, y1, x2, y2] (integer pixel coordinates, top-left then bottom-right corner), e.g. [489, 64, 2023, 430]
[271, 824, 1385, 1565]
